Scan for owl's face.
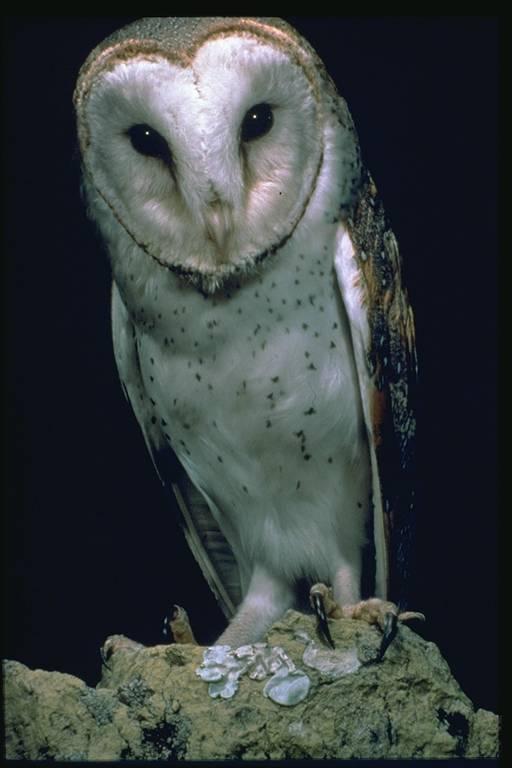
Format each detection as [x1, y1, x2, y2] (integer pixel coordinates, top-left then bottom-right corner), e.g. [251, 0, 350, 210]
[76, 19, 359, 292]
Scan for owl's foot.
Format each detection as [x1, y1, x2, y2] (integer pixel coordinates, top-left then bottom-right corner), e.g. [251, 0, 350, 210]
[309, 583, 425, 659]
[101, 634, 145, 668]
[163, 604, 197, 644]
[342, 598, 425, 660]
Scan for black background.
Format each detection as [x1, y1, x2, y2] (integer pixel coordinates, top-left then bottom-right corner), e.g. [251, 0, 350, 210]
[3, 17, 499, 714]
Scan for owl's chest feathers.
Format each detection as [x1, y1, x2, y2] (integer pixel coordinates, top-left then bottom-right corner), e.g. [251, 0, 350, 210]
[130, 245, 369, 564]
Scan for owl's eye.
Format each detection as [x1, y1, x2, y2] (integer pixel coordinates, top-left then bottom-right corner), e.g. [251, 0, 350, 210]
[127, 124, 172, 164]
[241, 103, 274, 143]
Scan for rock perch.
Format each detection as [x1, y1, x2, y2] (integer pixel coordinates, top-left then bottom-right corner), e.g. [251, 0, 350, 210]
[3, 610, 499, 760]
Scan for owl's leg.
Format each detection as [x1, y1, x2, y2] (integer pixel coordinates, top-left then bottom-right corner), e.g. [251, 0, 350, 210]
[216, 564, 294, 648]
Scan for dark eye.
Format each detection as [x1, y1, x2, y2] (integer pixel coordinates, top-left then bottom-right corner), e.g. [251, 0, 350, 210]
[127, 123, 172, 164]
[241, 103, 274, 143]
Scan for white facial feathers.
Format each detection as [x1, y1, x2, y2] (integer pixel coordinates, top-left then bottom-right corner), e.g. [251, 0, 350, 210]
[81, 35, 328, 288]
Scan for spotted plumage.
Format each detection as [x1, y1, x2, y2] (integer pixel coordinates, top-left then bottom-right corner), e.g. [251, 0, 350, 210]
[75, 16, 418, 647]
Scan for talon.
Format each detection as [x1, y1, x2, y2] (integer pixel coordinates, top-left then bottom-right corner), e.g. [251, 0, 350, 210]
[100, 636, 116, 669]
[310, 589, 335, 649]
[377, 610, 398, 660]
[164, 604, 197, 644]
[100, 645, 112, 669]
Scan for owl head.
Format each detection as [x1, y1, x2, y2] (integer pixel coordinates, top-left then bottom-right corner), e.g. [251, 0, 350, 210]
[75, 17, 360, 293]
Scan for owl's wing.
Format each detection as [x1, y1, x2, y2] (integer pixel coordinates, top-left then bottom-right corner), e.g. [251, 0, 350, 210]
[334, 170, 418, 608]
[111, 282, 240, 620]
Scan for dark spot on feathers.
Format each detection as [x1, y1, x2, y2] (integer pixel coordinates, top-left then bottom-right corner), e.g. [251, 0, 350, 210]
[302, 323, 309, 330]
[217, 456, 223, 463]
[161, 418, 167, 426]
[330, 341, 336, 349]
[150, 398, 156, 406]
[296, 480, 301, 490]
[271, 376, 279, 383]
[304, 351, 310, 358]
[243, 485, 249, 494]
[307, 363, 317, 370]
[151, 416, 157, 425]
[266, 420, 272, 428]
[328, 457, 333, 463]
[304, 407, 316, 416]
[304, 454, 311, 461]
[195, 373, 201, 382]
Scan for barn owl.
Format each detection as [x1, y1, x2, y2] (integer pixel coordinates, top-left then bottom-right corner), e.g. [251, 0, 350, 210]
[74, 17, 423, 652]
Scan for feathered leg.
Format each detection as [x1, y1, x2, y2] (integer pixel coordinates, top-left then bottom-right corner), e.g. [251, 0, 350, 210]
[216, 564, 294, 648]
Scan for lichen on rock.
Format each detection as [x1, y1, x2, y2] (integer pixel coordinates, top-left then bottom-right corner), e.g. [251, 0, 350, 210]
[2, 610, 500, 760]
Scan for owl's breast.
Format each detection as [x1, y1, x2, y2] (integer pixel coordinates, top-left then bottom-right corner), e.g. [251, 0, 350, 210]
[132, 238, 370, 575]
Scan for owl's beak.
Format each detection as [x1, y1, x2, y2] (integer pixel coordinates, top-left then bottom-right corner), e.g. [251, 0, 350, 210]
[203, 200, 233, 253]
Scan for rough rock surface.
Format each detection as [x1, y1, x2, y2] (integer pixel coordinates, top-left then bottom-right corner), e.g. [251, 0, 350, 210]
[3, 610, 499, 760]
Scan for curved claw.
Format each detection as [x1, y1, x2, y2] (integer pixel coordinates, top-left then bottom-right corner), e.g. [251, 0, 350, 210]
[311, 591, 335, 649]
[164, 604, 197, 644]
[100, 645, 111, 669]
[162, 604, 179, 641]
[377, 611, 398, 660]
